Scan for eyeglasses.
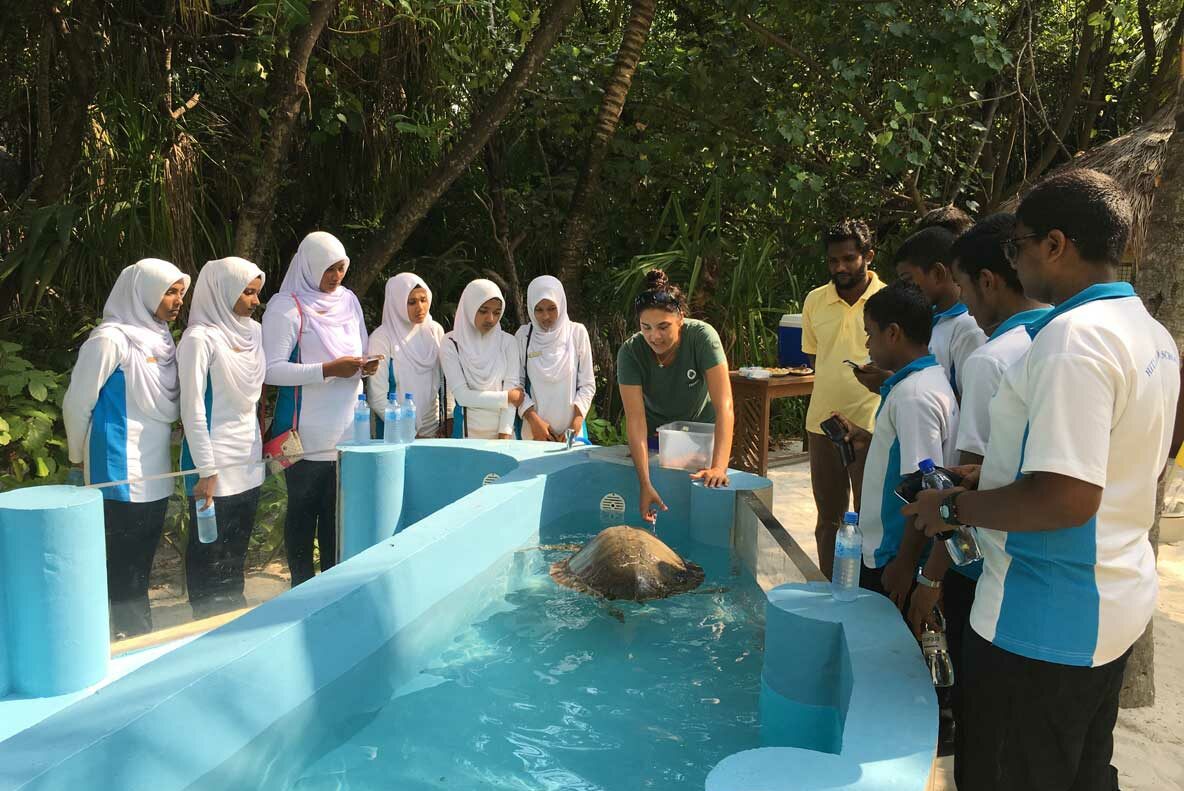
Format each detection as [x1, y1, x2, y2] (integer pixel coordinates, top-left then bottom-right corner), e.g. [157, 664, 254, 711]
[634, 290, 681, 310]
[1002, 233, 1043, 265]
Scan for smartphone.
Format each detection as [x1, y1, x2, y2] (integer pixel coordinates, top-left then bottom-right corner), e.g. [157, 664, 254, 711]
[364, 354, 385, 364]
[819, 415, 855, 467]
[894, 467, 965, 504]
[842, 359, 862, 370]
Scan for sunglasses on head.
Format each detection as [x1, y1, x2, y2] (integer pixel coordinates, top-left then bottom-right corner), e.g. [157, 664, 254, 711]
[634, 290, 681, 310]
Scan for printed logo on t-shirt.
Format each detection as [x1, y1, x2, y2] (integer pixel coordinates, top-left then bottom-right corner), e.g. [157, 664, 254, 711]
[687, 369, 698, 382]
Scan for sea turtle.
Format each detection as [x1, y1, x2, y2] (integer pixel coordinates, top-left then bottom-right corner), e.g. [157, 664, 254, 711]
[550, 525, 705, 601]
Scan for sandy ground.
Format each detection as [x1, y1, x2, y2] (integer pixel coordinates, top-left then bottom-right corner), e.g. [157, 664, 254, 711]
[767, 458, 1184, 791]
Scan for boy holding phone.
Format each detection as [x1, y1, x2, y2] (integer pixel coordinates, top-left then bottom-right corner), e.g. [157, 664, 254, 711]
[832, 280, 959, 607]
[802, 219, 886, 578]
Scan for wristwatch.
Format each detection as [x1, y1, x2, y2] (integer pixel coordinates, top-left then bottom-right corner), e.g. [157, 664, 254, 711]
[938, 490, 964, 527]
[915, 572, 942, 589]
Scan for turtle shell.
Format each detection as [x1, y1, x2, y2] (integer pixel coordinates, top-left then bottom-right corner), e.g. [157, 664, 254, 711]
[550, 525, 705, 601]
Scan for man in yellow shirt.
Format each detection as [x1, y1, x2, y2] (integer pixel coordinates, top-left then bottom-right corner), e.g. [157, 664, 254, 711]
[802, 218, 886, 578]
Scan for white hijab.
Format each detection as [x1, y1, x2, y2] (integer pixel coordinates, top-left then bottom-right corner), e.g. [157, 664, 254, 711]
[186, 256, 266, 412]
[448, 279, 509, 391]
[274, 231, 364, 361]
[377, 273, 440, 376]
[91, 258, 191, 423]
[525, 276, 576, 383]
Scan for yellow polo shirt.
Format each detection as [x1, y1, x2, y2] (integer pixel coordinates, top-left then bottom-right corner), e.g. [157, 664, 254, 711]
[801, 272, 886, 433]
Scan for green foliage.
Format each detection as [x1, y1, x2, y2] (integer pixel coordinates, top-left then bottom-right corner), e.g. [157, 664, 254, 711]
[586, 404, 626, 446]
[0, 341, 70, 488]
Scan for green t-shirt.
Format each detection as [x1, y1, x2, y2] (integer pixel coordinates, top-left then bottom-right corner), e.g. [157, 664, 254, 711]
[616, 318, 728, 432]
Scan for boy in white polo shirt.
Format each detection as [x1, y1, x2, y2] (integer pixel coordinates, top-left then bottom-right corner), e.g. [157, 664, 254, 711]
[895, 227, 987, 400]
[835, 280, 959, 609]
[907, 169, 1180, 789]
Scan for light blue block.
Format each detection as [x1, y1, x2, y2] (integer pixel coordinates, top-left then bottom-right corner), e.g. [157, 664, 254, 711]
[337, 444, 407, 563]
[0, 485, 109, 697]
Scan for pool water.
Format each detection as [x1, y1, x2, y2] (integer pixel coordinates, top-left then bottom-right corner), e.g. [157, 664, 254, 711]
[279, 512, 766, 790]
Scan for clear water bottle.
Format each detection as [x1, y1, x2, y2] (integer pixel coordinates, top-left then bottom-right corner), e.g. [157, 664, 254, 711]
[921, 608, 955, 688]
[832, 511, 862, 602]
[401, 393, 417, 444]
[353, 393, 371, 443]
[918, 458, 982, 566]
[384, 393, 403, 445]
[195, 500, 217, 544]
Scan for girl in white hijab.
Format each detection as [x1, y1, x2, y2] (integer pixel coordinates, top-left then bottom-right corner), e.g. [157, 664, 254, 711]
[178, 256, 266, 619]
[262, 231, 376, 586]
[366, 273, 449, 438]
[515, 276, 596, 442]
[63, 258, 190, 638]
[439, 279, 524, 439]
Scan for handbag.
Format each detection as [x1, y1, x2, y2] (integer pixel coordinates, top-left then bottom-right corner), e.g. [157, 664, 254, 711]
[263, 297, 306, 474]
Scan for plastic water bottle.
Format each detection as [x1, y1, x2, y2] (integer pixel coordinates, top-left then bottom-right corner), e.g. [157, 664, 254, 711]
[918, 458, 983, 566]
[353, 394, 371, 443]
[195, 500, 217, 544]
[921, 608, 955, 687]
[384, 393, 403, 445]
[401, 393, 417, 444]
[832, 511, 862, 602]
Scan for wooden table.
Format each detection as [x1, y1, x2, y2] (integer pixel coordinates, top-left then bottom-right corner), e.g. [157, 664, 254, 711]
[729, 371, 815, 475]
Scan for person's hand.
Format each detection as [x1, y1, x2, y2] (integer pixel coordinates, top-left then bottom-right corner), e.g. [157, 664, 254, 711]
[497, 432, 513, 440]
[640, 483, 668, 525]
[908, 583, 942, 639]
[691, 466, 730, 488]
[569, 414, 585, 439]
[902, 487, 966, 537]
[853, 363, 892, 394]
[507, 388, 526, 407]
[880, 555, 914, 611]
[361, 355, 383, 378]
[193, 474, 218, 510]
[439, 418, 454, 438]
[948, 464, 981, 490]
[830, 412, 872, 454]
[323, 356, 364, 379]
[527, 411, 558, 442]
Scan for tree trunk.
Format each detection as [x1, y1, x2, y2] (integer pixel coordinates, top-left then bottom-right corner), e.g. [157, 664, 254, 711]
[1144, 8, 1184, 120]
[32, 2, 98, 206]
[1123, 46, 1184, 709]
[349, 0, 580, 297]
[232, 0, 337, 266]
[555, 0, 658, 311]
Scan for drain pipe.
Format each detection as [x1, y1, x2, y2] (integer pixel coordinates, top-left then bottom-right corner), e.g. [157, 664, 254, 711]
[0, 485, 109, 696]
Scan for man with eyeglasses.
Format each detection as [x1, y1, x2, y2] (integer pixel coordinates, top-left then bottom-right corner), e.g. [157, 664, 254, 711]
[905, 169, 1180, 790]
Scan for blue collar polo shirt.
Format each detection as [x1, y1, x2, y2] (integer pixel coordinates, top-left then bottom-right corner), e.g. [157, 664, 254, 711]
[931, 302, 987, 401]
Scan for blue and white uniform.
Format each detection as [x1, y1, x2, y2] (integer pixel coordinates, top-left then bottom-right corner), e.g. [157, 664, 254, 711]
[930, 302, 986, 400]
[859, 355, 960, 568]
[64, 259, 191, 502]
[179, 257, 267, 498]
[971, 283, 1180, 667]
[951, 307, 1050, 582]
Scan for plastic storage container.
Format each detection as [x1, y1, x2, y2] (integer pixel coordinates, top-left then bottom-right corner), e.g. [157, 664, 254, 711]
[657, 421, 715, 471]
[778, 314, 809, 367]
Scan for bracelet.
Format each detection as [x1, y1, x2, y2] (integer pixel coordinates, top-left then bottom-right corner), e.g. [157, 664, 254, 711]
[915, 572, 942, 589]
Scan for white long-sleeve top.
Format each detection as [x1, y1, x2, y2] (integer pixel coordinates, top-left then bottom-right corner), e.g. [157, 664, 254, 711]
[262, 299, 367, 461]
[514, 322, 596, 440]
[62, 334, 174, 502]
[365, 323, 452, 438]
[439, 334, 519, 439]
[177, 328, 265, 497]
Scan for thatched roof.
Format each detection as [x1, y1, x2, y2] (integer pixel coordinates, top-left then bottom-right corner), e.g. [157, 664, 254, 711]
[1003, 105, 1176, 265]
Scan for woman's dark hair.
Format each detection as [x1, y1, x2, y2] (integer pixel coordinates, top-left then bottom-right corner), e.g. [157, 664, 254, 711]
[634, 269, 688, 316]
[1016, 168, 1133, 265]
[865, 280, 933, 346]
[950, 213, 1023, 293]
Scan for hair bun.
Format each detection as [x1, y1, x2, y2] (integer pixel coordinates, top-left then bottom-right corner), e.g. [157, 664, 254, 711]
[643, 269, 670, 291]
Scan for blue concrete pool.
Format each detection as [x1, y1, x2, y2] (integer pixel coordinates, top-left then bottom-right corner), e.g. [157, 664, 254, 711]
[0, 440, 937, 790]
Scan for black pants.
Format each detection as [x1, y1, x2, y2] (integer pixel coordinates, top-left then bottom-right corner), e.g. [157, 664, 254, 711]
[958, 628, 1128, 791]
[103, 497, 169, 639]
[284, 459, 337, 586]
[186, 486, 262, 620]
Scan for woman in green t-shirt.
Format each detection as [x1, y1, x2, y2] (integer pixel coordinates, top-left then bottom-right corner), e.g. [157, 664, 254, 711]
[616, 269, 735, 523]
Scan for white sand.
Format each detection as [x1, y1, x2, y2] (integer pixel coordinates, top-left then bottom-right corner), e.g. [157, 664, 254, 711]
[767, 460, 1184, 791]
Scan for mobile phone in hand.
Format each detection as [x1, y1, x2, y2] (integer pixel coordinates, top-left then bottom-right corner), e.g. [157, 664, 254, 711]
[819, 415, 855, 467]
[842, 359, 862, 370]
